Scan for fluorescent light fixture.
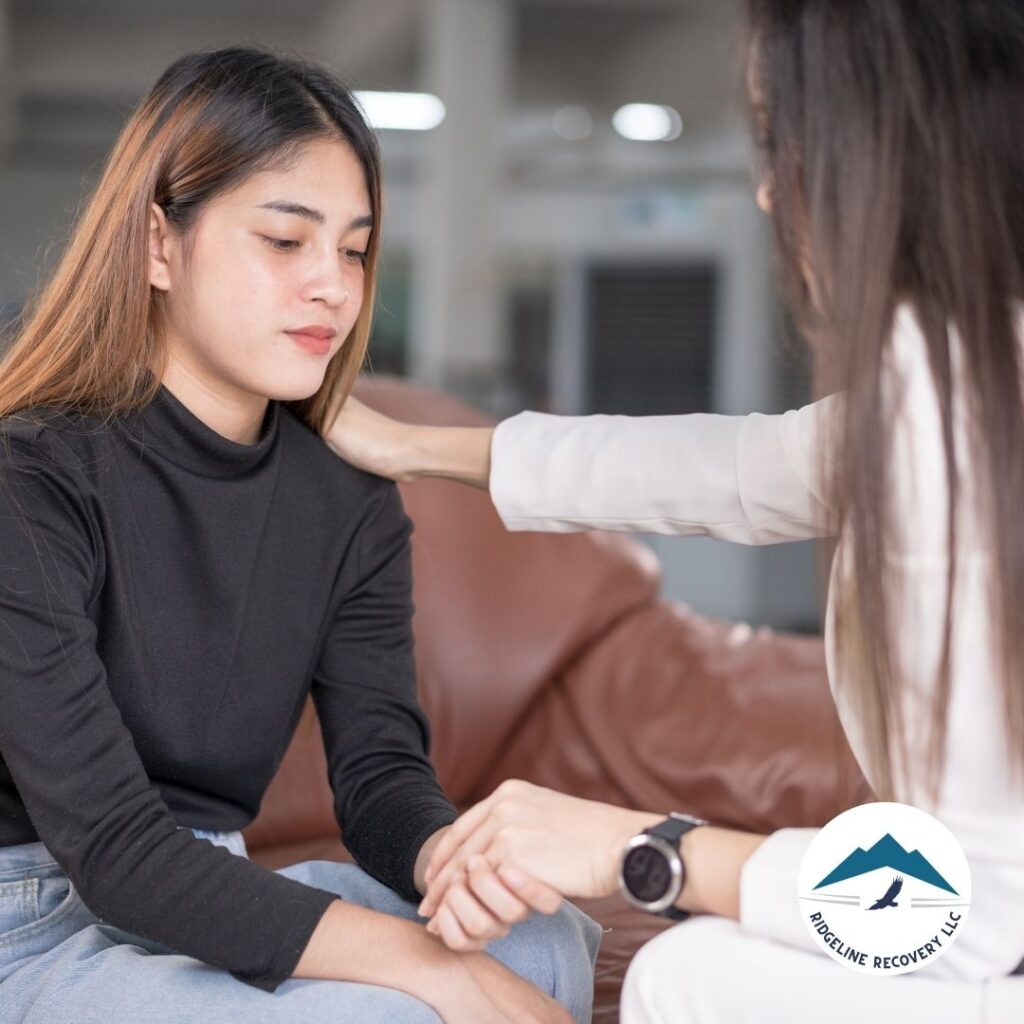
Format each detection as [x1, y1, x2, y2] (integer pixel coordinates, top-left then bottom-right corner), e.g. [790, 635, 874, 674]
[612, 103, 683, 142]
[354, 91, 446, 131]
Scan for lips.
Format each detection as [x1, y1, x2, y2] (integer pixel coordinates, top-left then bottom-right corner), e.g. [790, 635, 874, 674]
[286, 325, 336, 356]
[288, 325, 336, 340]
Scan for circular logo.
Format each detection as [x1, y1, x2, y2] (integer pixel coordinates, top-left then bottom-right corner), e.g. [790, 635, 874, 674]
[798, 802, 971, 975]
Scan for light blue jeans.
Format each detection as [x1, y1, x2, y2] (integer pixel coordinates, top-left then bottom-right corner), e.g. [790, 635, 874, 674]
[0, 828, 602, 1024]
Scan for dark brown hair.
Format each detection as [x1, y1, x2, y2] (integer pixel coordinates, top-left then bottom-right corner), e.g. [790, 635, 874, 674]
[748, 0, 1024, 800]
[0, 45, 383, 433]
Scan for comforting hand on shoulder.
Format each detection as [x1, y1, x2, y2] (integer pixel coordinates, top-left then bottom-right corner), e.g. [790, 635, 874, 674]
[323, 394, 417, 482]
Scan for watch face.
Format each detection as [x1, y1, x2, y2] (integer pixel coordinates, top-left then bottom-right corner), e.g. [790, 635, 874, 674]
[622, 843, 673, 903]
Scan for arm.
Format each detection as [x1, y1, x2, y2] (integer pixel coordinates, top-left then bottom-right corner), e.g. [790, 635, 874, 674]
[414, 782, 768, 947]
[326, 395, 839, 544]
[0, 432, 337, 991]
[0, 432, 573, 1021]
[294, 898, 574, 1023]
[310, 481, 458, 901]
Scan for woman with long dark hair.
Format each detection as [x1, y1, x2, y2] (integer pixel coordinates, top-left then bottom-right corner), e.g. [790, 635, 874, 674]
[326, 1, 1024, 1018]
[0, 46, 599, 1024]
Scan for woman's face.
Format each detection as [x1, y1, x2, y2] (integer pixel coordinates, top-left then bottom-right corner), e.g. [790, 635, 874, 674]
[148, 137, 372, 409]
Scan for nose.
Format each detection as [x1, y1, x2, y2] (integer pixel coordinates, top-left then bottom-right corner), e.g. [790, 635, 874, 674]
[301, 249, 356, 308]
[756, 177, 773, 215]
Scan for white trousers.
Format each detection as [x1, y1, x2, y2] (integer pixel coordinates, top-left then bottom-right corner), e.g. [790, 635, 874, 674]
[620, 916, 1024, 1024]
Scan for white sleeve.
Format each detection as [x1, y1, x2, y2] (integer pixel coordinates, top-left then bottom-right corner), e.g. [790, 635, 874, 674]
[488, 396, 838, 544]
[739, 828, 820, 954]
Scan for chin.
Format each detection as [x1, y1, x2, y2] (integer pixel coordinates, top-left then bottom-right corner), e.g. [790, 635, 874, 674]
[253, 370, 329, 404]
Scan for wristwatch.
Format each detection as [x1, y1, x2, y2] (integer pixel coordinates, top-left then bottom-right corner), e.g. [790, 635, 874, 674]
[619, 812, 708, 920]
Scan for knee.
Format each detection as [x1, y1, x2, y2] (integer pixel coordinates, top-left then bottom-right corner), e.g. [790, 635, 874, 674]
[275, 861, 420, 919]
[491, 901, 600, 1024]
[557, 899, 603, 969]
[514, 899, 601, 975]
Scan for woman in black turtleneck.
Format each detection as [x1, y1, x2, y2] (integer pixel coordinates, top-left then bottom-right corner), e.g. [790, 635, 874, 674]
[0, 48, 597, 1024]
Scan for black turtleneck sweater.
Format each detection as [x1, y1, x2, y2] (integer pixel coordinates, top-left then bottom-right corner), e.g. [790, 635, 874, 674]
[0, 381, 457, 992]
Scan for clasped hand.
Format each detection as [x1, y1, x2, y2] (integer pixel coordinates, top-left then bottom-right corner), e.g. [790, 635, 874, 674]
[418, 780, 661, 951]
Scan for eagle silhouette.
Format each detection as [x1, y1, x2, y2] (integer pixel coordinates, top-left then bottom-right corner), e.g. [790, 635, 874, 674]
[867, 875, 903, 910]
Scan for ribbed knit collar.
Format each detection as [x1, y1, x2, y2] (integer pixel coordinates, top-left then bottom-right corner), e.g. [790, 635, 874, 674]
[124, 380, 280, 479]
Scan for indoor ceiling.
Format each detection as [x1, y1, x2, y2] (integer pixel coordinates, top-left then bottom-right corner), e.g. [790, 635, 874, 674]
[3, 0, 747, 169]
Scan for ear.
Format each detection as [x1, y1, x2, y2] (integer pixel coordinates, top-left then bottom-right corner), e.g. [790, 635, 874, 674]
[147, 201, 176, 292]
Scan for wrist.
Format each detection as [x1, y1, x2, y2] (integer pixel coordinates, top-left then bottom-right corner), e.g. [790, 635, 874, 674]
[603, 809, 665, 897]
[676, 826, 767, 919]
[395, 932, 478, 1016]
[421, 947, 496, 1017]
[413, 825, 450, 896]
[410, 426, 493, 490]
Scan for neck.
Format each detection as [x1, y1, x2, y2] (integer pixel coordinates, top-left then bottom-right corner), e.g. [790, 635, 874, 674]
[159, 357, 268, 446]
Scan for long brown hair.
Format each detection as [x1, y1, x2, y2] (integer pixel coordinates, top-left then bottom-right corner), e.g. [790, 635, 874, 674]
[0, 46, 383, 433]
[748, 0, 1024, 801]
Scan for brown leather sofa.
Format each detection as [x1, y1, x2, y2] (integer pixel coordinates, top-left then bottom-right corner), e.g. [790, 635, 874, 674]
[243, 376, 873, 1022]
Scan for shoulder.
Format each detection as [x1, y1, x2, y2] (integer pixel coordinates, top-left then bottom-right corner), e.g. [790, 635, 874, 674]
[277, 406, 406, 520]
[0, 404, 111, 517]
[0, 404, 94, 470]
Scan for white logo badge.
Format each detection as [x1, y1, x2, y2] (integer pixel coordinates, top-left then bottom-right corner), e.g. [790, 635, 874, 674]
[798, 802, 971, 975]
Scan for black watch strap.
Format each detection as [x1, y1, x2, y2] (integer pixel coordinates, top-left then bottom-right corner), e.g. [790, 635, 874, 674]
[646, 814, 703, 846]
[646, 813, 706, 921]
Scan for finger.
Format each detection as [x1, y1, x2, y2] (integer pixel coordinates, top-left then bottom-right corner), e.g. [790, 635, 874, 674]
[419, 822, 498, 917]
[465, 856, 532, 925]
[433, 901, 478, 953]
[424, 793, 501, 887]
[498, 865, 564, 915]
[444, 880, 508, 945]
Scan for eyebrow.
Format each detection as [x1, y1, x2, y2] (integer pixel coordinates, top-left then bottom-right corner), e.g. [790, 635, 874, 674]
[255, 200, 373, 230]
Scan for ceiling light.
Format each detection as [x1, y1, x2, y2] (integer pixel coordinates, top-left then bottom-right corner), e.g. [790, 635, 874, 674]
[612, 103, 683, 142]
[354, 91, 447, 131]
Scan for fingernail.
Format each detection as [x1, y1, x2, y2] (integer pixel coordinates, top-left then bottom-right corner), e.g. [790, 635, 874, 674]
[502, 867, 526, 888]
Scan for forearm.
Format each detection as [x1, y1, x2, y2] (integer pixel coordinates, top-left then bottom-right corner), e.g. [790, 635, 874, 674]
[676, 825, 768, 919]
[324, 402, 494, 490]
[598, 809, 767, 919]
[404, 425, 493, 489]
[293, 898, 448, 1000]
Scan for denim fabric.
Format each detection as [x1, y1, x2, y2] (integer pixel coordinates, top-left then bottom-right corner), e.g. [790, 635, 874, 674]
[0, 828, 601, 1024]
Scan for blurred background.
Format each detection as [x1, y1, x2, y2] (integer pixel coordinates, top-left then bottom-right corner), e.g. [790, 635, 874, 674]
[0, 0, 820, 632]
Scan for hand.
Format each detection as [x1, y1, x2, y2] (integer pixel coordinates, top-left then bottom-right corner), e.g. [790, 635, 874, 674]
[323, 394, 417, 482]
[419, 780, 662, 918]
[426, 854, 563, 952]
[433, 947, 574, 1024]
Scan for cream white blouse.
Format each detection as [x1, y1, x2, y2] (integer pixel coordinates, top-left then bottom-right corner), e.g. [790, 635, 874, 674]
[488, 305, 1024, 980]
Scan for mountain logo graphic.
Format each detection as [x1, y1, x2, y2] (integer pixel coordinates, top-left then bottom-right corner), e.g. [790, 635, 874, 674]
[813, 833, 958, 896]
[797, 802, 971, 976]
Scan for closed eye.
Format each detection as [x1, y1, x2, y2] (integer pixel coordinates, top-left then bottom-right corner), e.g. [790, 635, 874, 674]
[261, 237, 367, 265]
[262, 236, 301, 253]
